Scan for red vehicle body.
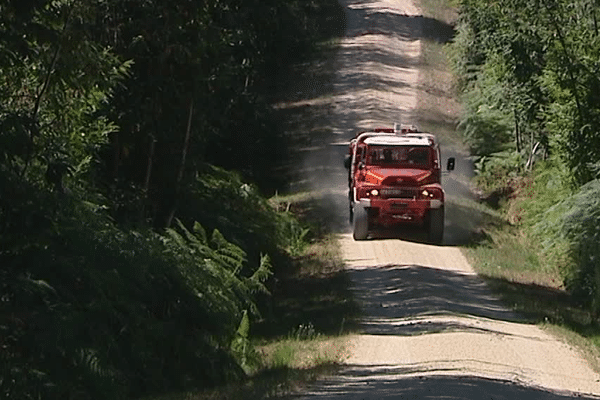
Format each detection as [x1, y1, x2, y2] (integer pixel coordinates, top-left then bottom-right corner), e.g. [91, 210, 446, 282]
[344, 126, 455, 242]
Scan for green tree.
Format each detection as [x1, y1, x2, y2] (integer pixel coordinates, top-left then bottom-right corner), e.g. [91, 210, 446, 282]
[453, 0, 600, 308]
[94, 0, 317, 229]
[454, 0, 600, 184]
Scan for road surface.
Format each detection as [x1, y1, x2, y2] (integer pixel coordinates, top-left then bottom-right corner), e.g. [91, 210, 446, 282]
[276, 0, 600, 398]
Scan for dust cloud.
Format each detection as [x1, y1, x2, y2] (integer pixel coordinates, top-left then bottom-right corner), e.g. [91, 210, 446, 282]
[272, 0, 480, 244]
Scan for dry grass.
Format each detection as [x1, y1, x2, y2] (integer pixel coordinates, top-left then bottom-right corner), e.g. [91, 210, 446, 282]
[259, 335, 351, 370]
[415, 0, 462, 146]
[416, 0, 600, 376]
[142, 190, 359, 400]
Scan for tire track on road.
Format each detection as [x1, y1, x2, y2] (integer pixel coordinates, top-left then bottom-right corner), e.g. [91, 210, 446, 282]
[288, 0, 600, 398]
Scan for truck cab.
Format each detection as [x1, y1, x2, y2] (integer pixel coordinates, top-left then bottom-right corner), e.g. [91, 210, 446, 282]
[345, 126, 454, 242]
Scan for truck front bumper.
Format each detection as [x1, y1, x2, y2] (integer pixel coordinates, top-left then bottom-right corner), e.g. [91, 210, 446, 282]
[358, 198, 442, 226]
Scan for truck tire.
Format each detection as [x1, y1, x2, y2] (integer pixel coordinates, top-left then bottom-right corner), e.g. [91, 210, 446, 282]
[427, 207, 444, 244]
[353, 205, 369, 240]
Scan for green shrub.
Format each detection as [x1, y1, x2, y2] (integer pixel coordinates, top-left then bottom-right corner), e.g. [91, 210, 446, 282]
[1, 182, 272, 399]
[533, 179, 600, 310]
[178, 165, 310, 266]
[473, 150, 524, 193]
[456, 53, 513, 158]
[517, 159, 573, 227]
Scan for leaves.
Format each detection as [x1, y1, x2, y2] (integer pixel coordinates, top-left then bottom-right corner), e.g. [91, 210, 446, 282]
[0, 0, 327, 398]
[455, 0, 600, 311]
[455, 0, 600, 184]
[532, 179, 600, 308]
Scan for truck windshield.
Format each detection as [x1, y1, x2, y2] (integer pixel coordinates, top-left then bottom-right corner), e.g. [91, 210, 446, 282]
[367, 145, 431, 168]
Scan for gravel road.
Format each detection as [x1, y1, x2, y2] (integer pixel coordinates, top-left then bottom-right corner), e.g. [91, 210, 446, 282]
[280, 0, 600, 398]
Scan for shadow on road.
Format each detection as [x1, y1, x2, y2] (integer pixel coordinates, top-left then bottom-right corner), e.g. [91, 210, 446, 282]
[265, 0, 600, 397]
[286, 366, 600, 400]
[272, 1, 458, 199]
[345, 7, 455, 43]
[349, 264, 526, 336]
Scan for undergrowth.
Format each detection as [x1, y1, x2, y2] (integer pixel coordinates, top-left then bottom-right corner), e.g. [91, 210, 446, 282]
[140, 191, 359, 400]
[0, 176, 279, 399]
[466, 157, 600, 366]
[418, 0, 600, 374]
[0, 0, 349, 399]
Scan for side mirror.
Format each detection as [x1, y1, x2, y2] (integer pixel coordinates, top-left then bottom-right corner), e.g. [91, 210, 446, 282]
[447, 157, 455, 171]
[344, 155, 351, 169]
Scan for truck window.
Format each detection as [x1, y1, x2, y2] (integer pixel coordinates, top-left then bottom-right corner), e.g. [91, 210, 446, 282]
[367, 146, 431, 168]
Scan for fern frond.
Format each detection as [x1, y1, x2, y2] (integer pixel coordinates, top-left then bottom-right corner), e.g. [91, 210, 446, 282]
[173, 219, 213, 258]
[235, 310, 250, 339]
[75, 348, 115, 380]
[18, 276, 58, 297]
[174, 219, 197, 244]
[164, 228, 187, 250]
[246, 253, 272, 295]
[214, 245, 247, 274]
[210, 229, 229, 250]
[192, 221, 208, 244]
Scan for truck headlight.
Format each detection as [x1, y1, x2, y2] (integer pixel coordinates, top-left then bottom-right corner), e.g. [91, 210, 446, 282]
[421, 188, 442, 199]
[371, 189, 379, 196]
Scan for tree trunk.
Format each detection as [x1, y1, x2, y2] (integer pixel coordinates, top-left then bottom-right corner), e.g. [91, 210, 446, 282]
[139, 134, 156, 224]
[163, 98, 194, 228]
[143, 134, 156, 192]
[544, 1, 584, 122]
[593, 0, 599, 36]
[526, 141, 541, 171]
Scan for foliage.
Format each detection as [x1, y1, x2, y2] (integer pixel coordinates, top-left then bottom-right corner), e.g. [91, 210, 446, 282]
[290, 322, 320, 341]
[473, 150, 524, 193]
[456, 54, 513, 156]
[516, 159, 573, 228]
[177, 165, 310, 273]
[96, 0, 345, 227]
[0, 0, 127, 197]
[1, 185, 276, 399]
[532, 179, 600, 311]
[453, 0, 600, 308]
[0, 0, 340, 398]
[454, 0, 600, 185]
[282, 220, 311, 258]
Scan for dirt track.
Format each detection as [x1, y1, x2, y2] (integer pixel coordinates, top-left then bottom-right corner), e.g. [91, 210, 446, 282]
[276, 0, 600, 398]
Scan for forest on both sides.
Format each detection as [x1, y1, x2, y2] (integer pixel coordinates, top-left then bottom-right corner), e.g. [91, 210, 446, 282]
[0, 0, 344, 399]
[452, 0, 600, 309]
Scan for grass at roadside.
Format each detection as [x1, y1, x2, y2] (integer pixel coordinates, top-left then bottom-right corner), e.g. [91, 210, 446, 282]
[143, 364, 340, 400]
[420, 0, 459, 22]
[463, 220, 600, 374]
[252, 192, 359, 393]
[418, 0, 600, 375]
[148, 335, 347, 400]
[143, 191, 358, 400]
[260, 191, 360, 339]
[464, 223, 559, 287]
[415, 2, 462, 147]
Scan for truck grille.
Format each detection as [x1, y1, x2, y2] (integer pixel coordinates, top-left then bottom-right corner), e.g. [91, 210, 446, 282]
[380, 188, 419, 199]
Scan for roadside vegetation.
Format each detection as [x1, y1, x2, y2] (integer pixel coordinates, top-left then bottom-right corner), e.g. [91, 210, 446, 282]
[445, 0, 600, 364]
[143, 192, 359, 400]
[0, 1, 349, 399]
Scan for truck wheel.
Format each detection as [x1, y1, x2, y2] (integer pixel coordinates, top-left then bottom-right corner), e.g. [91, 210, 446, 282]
[353, 205, 369, 240]
[427, 208, 444, 244]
